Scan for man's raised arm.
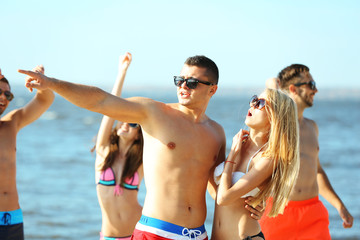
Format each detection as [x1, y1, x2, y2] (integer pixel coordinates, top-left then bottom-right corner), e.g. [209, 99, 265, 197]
[15, 65, 55, 130]
[18, 69, 148, 124]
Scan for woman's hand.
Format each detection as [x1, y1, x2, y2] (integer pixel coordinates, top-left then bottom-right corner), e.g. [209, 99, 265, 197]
[231, 129, 249, 153]
[118, 52, 132, 72]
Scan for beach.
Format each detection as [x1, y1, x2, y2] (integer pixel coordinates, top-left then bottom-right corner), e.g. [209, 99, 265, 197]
[10, 85, 359, 239]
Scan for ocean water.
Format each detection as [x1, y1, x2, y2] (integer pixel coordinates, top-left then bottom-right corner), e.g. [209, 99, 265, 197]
[6, 86, 359, 239]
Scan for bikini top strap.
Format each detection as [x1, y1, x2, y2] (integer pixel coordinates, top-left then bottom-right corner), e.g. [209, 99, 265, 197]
[246, 143, 268, 173]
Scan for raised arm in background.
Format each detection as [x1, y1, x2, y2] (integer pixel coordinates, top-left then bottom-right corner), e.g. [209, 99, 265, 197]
[6, 65, 54, 130]
[95, 53, 133, 171]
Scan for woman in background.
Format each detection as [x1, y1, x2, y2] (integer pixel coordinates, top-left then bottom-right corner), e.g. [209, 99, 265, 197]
[211, 88, 300, 240]
[94, 53, 144, 240]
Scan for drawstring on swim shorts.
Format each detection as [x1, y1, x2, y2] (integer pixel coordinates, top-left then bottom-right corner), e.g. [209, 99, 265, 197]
[182, 228, 202, 239]
[1, 213, 11, 225]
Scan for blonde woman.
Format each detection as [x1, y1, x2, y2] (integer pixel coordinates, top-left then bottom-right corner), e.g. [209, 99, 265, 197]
[94, 53, 144, 240]
[211, 88, 300, 240]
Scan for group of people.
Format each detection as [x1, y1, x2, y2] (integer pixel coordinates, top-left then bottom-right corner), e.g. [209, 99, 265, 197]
[0, 54, 354, 240]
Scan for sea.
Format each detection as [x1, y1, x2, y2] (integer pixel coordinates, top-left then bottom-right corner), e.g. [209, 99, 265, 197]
[5, 85, 359, 239]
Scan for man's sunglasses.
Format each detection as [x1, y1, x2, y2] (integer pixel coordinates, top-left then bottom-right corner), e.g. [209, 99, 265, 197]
[0, 88, 14, 101]
[293, 80, 316, 90]
[129, 123, 139, 128]
[173, 76, 213, 89]
[249, 95, 267, 110]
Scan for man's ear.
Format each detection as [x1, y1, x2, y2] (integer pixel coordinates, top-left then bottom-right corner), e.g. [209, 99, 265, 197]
[209, 85, 218, 96]
[289, 84, 297, 94]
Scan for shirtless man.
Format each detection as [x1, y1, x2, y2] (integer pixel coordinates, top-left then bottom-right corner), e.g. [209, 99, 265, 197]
[0, 67, 54, 240]
[18, 56, 225, 239]
[259, 64, 353, 240]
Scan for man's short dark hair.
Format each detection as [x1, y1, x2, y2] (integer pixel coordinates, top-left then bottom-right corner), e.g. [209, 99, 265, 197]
[278, 64, 309, 90]
[185, 55, 219, 85]
[0, 77, 11, 90]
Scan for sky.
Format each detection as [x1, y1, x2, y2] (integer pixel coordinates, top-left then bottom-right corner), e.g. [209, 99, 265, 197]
[1, 0, 359, 92]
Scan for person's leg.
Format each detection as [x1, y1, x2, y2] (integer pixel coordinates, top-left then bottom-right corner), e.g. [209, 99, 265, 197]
[298, 198, 330, 240]
[259, 198, 299, 240]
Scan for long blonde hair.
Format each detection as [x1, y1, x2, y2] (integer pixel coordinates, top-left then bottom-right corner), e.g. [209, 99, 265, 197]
[250, 88, 300, 217]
